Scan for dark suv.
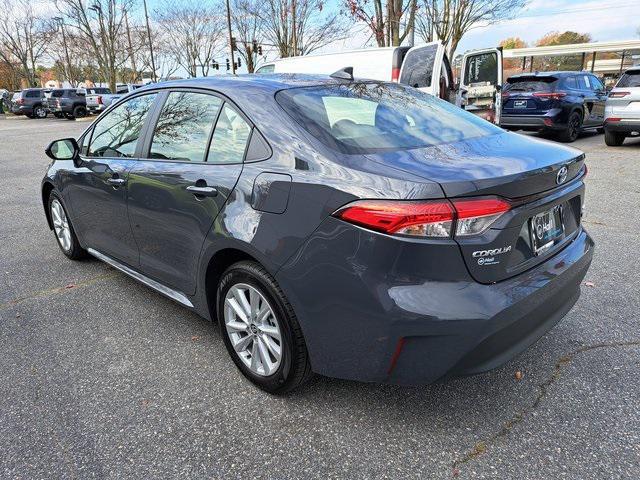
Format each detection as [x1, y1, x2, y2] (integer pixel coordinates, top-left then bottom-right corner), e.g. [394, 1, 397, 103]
[11, 88, 49, 118]
[45, 89, 90, 119]
[500, 71, 607, 142]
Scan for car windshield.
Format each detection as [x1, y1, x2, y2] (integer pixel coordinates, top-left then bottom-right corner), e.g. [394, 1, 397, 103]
[276, 82, 501, 154]
[617, 71, 640, 88]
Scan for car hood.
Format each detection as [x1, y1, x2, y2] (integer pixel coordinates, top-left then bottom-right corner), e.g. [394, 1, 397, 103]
[364, 132, 584, 198]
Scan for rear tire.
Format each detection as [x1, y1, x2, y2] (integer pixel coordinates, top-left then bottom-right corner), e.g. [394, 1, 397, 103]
[72, 105, 87, 119]
[557, 111, 582, 143]
[47, 191, 87, 260]
[33, 105, 48, 119]
[217, 261, 313, 394]
[604, 130, 625, 147]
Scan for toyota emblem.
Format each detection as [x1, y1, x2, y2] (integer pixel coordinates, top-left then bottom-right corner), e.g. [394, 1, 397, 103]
[556, 166, 568, 185]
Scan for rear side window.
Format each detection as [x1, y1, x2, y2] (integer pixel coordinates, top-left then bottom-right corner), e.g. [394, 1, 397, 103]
[88, 94, 156, 158]
[504, 77, 556, 92]
[149, 92, 222, 162]
[208, 104, 252, 164]
[464, 52, 498, 86]
[276, 82, 500, 154]
[25, 90, 40, 98]
[617, 71, 640, 88]
[400, 44, 438, 89]
[562, 76, 578, 89]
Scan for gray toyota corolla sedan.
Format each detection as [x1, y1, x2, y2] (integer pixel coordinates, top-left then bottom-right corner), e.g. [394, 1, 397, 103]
[41, 74, 593, 393]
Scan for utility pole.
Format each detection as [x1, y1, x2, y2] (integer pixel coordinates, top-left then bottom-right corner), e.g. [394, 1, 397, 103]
[291, 0, 297, 56]
[142, 0, 157, 82]
[123, 9, 138, 83]
[225, 0, 236, 74]
[53, 17, 72, 86]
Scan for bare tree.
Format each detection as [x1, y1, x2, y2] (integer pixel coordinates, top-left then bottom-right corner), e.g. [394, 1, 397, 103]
[57, 0, 134, 91]
[346, 0, 417, 47]
[232, 0, 264, 73]
[256, 0, 349, 57]
[0, 0, 51, 86]
[417, 0, 528, 58]
[155, 1, 226, 77]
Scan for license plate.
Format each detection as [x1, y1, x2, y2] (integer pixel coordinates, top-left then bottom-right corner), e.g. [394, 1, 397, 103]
[513, 100, 527, 108]
[530, 205, 564, 255]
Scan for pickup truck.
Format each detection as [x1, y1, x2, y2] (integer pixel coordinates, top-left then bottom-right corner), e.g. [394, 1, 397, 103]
[86, 84, 145, 114]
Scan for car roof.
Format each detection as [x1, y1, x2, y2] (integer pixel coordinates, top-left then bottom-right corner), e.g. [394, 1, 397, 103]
[509, 71, 585, 79]
[135, 74, 367, 97]
[624, 66, 640, 73]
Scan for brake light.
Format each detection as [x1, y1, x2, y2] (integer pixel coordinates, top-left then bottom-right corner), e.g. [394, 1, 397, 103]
[391, 67, 400, 82]
[333, 197, 511, 238]
[97, 95, 103, 104]
[532, 92, 566, 100]
[16, 98, 24, 105]
[609, 91, 629, 98]
[451, 197, 511, 236]
[605, 117, 621, 123]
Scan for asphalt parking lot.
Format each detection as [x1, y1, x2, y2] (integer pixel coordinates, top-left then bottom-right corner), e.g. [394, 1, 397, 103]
[1, 115, 639, 479]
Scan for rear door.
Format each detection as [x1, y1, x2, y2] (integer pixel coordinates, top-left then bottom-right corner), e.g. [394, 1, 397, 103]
[587, 74, 607, 125]
[457, 48, 503, 124]
[398, 42, 445, 97]
[127, 89, 249, 295]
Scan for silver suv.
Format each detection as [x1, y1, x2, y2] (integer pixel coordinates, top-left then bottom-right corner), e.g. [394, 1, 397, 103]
[604, 67, 640, 146]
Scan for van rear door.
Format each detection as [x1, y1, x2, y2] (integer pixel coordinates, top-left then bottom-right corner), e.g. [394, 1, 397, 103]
[398, 42, 445, 97]
[457, 48, 503, 124]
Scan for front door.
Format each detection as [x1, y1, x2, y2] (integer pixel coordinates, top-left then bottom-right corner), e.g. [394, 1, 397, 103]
[458, 48, 504, 124]
[127, 90, 250, 295]
[66, 93, 158, 265]
[398, 42, 446, 97]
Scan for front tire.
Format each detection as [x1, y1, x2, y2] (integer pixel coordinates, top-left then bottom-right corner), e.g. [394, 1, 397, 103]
[72, 105, 87, 119]
[48, 192, 86, 260]
[217, 261, 312, 394]
[604, 130, 625, 147]
[557, 111, 582, 143]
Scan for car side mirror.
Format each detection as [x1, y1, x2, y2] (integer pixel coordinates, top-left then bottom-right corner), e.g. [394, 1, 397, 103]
[45, 138, 80, 163]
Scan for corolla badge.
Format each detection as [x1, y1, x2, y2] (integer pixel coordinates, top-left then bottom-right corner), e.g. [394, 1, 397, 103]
[556, 166, 569, 185]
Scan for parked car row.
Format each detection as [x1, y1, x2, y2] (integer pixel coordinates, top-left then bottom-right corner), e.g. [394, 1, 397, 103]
[7, 84, 146, 120]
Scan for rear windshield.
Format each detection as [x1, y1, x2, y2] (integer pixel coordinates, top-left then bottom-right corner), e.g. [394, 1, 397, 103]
[504, 77, 557, 92]
[276, 82, 501, 154]
[617, 71, 640, 88]
[399, 44, 438, 89]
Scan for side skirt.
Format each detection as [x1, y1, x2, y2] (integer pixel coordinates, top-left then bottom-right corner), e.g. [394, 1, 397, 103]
[87, 248, 194, 308]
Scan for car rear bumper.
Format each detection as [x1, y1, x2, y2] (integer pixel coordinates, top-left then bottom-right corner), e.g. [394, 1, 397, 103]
[500, 113, 565, 131]
[87, 105, 106, 112]
[276, 218, 594, 385]
[605, 119, 640, 134]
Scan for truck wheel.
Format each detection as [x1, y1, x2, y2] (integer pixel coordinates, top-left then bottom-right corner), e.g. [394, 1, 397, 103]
[604, 130, 625, 147]
[33, 105, 48, 119]
[72, 105, 87, 118]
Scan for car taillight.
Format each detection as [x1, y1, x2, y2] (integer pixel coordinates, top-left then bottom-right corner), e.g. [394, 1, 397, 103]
[532, 92, 566, 100]
[333, 197, 511, 238]
[451, 197, 511, 236]
[608, 91, 629, 98]
[605, 117, 621, 123]
[16, 98, 24, 105]
[97, 95, 103, 104]
[391, 67, 400, 82]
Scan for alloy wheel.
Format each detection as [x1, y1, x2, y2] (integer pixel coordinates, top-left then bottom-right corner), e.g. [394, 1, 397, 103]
[51, 198, 72, 252]
[35, 106, 46, 118]
[224, 283, 282, 376]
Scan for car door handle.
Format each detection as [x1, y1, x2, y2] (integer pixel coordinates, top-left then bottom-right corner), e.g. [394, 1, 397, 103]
[186, 185, 218, 197]
[107, 177, 126, 186]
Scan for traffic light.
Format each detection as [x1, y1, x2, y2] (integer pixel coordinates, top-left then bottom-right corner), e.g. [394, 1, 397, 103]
[226, 58, 230, 71]
[257, 45, 263, 55]
[237, 57, 241, 68]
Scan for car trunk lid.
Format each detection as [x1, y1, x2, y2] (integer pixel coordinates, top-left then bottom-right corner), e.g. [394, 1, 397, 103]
[364, 132, 586, 283]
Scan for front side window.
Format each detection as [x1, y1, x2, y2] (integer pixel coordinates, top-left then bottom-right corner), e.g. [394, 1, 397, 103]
[150, 92, 222, 162]
[88, 93, 156, 158]
[208, 104, 251, 164]
[276, 82, 500, 154]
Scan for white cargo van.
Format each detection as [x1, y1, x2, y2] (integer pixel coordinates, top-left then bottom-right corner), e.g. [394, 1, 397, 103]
[256, 42, 456, 101]
[258, 43, 505, 124]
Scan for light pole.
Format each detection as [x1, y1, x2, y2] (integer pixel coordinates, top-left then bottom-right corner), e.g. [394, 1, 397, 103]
[142, 0, 157, 82]
[52, 16, 72, 86]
